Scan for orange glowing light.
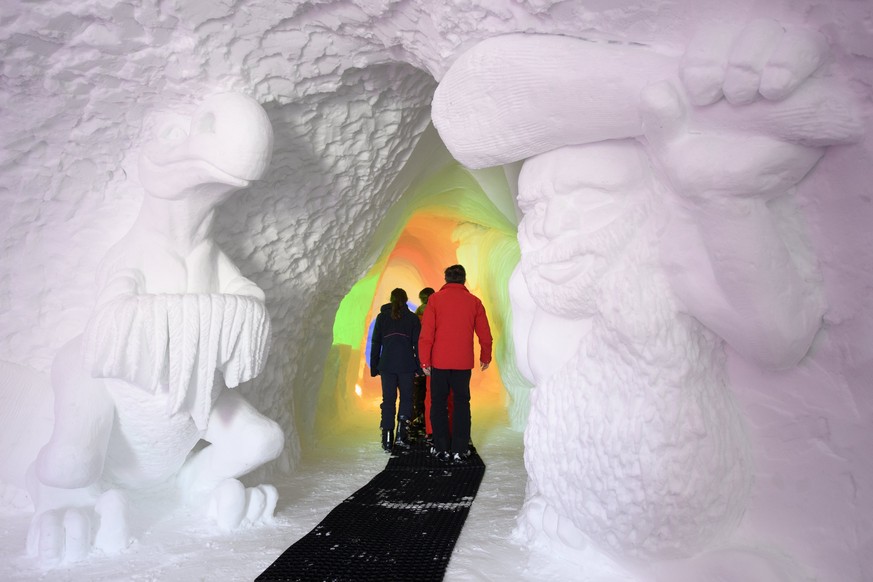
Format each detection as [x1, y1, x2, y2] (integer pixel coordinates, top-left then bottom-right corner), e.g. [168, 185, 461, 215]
[320, 162, 521, 439]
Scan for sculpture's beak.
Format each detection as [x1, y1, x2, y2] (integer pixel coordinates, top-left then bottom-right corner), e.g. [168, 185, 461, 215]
[141, 93, 274, 188]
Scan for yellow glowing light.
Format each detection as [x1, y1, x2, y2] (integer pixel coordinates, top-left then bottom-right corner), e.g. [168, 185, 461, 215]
[354, 384, 363, 397]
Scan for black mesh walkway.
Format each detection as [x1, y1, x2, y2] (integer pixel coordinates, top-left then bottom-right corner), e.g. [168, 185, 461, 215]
[256, 442, 486, 582]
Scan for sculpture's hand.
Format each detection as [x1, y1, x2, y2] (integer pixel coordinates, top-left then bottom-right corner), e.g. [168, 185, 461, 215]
[83, 293, 166, 391]
[83, 293, 271, 428]
[670, 19, 861, 155]
[218, 295, 271, 388]
[638, 58, 843, 368]
[640, 81, 823, 203]
[680, 19, 830, 107]
[640, 21, 863, 202]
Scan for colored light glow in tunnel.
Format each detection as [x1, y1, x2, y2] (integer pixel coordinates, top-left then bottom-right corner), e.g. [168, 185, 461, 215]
[320, 163, 528, 437]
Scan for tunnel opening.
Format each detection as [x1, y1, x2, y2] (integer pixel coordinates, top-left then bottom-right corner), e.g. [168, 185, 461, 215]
[313, 156, 530, 446]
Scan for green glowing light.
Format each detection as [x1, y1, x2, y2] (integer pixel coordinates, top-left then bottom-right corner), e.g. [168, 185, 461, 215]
[333, 269, 381, 347]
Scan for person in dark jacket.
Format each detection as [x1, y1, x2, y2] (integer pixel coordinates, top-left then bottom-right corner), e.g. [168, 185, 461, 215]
[370, 287, 421, 451]
[413, 286, 436, 439]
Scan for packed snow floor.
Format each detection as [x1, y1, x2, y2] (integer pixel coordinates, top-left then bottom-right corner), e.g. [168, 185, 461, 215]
[2, 408, 622, 582]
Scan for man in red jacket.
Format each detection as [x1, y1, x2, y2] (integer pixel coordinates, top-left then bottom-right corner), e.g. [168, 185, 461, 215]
[419, 264, 492, 462]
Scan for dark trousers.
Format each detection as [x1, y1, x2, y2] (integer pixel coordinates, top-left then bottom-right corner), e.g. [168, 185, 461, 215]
[380, 372, 414, 430]
[430, 368, 471, 454]
[412, 375, 427, 421]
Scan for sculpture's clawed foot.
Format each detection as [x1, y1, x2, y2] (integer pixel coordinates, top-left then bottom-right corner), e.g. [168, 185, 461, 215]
[207, 478, 278, 531]
[26, 489, 130, 564]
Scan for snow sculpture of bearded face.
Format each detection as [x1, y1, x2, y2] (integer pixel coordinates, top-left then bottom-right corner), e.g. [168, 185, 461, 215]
[515, 140, 752, 560]
[517, 141, 649, 318]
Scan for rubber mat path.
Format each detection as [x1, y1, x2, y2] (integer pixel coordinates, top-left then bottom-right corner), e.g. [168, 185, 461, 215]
[256, 442, 486, 582]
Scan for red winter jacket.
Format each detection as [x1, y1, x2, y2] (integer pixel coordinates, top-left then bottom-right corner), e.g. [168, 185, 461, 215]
[419, 283, 492, 370]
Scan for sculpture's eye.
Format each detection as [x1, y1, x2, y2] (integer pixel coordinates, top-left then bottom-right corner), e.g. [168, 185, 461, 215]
[159, 124, 187, 143]
[518, 186, 548, 214]
[518, 197, 534, 213]
[545, 188, 627, 236]
[192, 111, 216, 135]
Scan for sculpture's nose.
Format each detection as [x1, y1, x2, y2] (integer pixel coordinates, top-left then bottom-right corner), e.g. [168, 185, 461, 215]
[542, 194, 576, 239]
[543, 188, 628, 239]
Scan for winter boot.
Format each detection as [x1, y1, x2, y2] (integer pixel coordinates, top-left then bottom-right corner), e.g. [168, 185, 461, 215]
[395, 417, 411, 449]
[381, 429, 394, 452]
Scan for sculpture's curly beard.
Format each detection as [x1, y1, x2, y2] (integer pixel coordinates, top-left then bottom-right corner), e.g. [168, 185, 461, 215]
[519, 202, 648, 318]
[525, 331, 751, 560]
[523, 241, 752, 560]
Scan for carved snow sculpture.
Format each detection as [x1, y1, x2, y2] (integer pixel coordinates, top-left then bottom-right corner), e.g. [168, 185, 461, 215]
[511, 140, 753, 562]
[27, 93, 284, 564]
[433, 21, 862, 578]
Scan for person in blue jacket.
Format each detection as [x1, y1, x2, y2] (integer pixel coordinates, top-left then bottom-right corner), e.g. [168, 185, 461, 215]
[370, 288, 421, 451]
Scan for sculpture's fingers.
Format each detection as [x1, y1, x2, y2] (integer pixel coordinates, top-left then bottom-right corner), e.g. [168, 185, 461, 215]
[166, 296, 185, 414]
[126, 296, 147, 387]
[640, 80, 687, 148]
[251, 301, 272, 378]
[35, 510, 64, 562]
[26, 511, 41, 557]
[150, 294, 169, 390]
[177, 294, 199, 408]
[680, 25, 734, 106]
[62, 507, 91, 563]
[244, 486, 267, 524]
[209, 478, 247, 531]
[94, 489, 131, 554]
[723, 19, 784, 105]
[258, 484, 279, 523]
[760, 26, 830, 101]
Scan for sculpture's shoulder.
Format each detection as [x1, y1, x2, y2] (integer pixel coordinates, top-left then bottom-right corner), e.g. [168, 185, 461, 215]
[95, 228, 188, 293]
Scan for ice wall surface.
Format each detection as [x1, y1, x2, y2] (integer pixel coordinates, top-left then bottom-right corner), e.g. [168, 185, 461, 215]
[1, 1, 872, 580]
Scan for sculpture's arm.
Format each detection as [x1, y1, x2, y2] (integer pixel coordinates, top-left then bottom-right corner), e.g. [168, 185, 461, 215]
[94, 268, 145, 308]
[433, 22, 860, 169]
[213, 249, 271, 389]
[84, 249, 270, 421]
[641, 74, 860, 369]
[433, 33, 675, 169]
[655, 166, 826, 370]
[216, 249, 266, 301]
[83, 292, 269, 426]
[636, 20, 861, 370]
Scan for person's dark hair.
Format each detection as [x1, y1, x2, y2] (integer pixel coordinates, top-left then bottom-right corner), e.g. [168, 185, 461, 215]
[444, 264, 466, 284]
[419, 287, 435, 304]
[390, 288, 408, 320]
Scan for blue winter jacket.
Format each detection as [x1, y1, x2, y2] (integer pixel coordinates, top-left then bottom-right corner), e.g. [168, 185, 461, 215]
[370, 303, 421, 375]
